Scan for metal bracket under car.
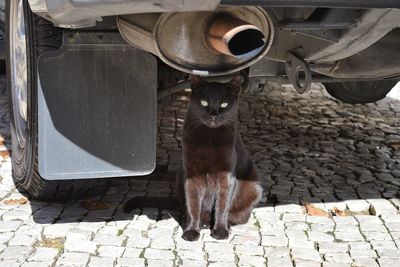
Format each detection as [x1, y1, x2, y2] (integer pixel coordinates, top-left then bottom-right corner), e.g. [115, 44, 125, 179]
[37, 32, 157, 180]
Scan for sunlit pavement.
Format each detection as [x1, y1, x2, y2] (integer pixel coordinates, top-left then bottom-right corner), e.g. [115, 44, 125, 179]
[0, 79, 399, 267]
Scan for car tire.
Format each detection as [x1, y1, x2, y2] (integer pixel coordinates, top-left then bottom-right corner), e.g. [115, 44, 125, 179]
[6, 0, 64, 200]
[6, 0, 108, 200]
[324, 80, 397, 104]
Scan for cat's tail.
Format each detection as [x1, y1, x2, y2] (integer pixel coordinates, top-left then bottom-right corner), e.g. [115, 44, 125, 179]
[123, 196, 182, 213]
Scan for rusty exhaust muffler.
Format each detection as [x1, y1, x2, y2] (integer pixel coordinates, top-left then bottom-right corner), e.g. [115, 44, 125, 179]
[207, 16, 266, 58]
[117, 7, 273, 76]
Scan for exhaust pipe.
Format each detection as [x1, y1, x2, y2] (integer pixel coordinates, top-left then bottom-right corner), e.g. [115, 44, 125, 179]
[117, 7, 273, 76]
[207, 16, 266, 58]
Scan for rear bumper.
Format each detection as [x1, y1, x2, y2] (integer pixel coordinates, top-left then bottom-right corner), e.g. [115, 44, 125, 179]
[27, 0, 220, 28]
[221, 0, 400, 9]
[29, 0, 400, 29]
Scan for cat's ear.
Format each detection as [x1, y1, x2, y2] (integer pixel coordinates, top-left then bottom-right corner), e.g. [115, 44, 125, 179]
[227, 76, 242, 94]
[191, 75, 204, 90]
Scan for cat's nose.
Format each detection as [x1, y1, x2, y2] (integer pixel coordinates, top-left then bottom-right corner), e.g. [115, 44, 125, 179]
[211, 115, 218, 120]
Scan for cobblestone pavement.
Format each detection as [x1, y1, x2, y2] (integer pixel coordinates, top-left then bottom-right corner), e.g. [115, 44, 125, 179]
[0, 79, 400, 267]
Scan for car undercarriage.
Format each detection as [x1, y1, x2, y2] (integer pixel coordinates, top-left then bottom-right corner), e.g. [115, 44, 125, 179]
[5, 0, 400, 198]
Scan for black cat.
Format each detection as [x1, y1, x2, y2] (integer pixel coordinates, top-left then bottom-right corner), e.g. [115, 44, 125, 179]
[124, 75, 262, 241]
[178, 75, 262, 241]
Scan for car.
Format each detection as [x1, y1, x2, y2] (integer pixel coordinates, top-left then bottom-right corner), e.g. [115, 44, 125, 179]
[5, 0, 400, 199]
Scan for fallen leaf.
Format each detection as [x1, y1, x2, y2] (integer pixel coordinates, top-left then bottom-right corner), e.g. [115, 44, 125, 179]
[0, 150, 10, 159]
[389, 142, 400, 150]
[36, 237, 64, 252]
[3, 197, 28, 205]
[82, 200, 110, 210]
[305, 204, 330, 217]
[333, 207, 347, 216]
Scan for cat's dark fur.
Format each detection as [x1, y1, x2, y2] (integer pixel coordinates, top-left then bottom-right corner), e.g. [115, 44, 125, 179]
[177, 75, 262, 241]
[123, 76, 262, 241]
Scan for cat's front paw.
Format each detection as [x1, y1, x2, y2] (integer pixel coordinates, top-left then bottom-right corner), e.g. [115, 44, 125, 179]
[211, 228, 229, 240]
[182, 230, 200, 241]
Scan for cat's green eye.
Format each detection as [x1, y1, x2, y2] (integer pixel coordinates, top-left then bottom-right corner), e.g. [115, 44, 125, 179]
[220, 102, 229, 108]
[200, 100, 208, 107]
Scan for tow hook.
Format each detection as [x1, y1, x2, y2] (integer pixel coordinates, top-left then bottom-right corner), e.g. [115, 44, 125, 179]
[285, 52, 312, 94]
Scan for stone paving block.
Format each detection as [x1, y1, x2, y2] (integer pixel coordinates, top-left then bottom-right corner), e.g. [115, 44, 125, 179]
[0, 260, 23, 267]
[0, 232, 14, 244]
[345, 200, 370, 213]
[0, 245, 33, 260]
[352, 258, 379, 267]
[177, 249, 205, 261]
[28, 247, 59, 262]
[260, 226, 286, 236]
[384, 222, 400, 232]
[150, 238, 175, 250]
[363, 231, 392, 241]
[144, 248, 175, 260]
[64, 239, 97, 254]
[370, 240, 398, 250]
[88, 256, 115, 267]
[368, 199, 398, 215]
[291, 247, 322, 262]
[92, 234, 126, 246]
[294, 259, 322, 267]
[349, 249, 377, 258]
[180, 259, 207, 267]
[285, 221, 309, 230]
[323, 252, 352, 264]
[175, 239, 204, 252]
[97, 226, 120, 236]
[378, 258, 400, 267]
[2, 210, 31, 221]
[308, 231, 334, 242]
[65, 229, 93, 241]
[0, 221, 22, 232]
[208, 262, 233, 267]
[230, 235, 260, 246]
[376, 248, 400, 258]
[289, 239, 315, 248]
[207, 251, 235, 263]
[43, 224, 76, 238]
[322, 263, 351, 267]
[15, 225, 43, 238]
[55, 252, 90, 267]
[234, 244, 264, 256]
[97, 245, 125, 258]
[334, 231, 364, 242]
[21, 262, 53, 267]
[125, 236, 151, 248]
[238, 255, 266, 267]
[116, 257, 145, 267]
[359, 223, 388, 232]
[317, 242, 348, 253]
[122, 247, 142, 258]
[348, 242, 371, 250]
[264, 246, 291, 258]
[310, 223, 334, 233]
[381, 214, 400, 223]
[8, 234, 37, 247]
[334, 224, 359, 232]
[204, 242, 234, 252]
[267, 256, 293, 267]
[332, 216, 358, 225]
[147, 259, 175, 267]
[306, 216, 334, 225]
[261, 235, 288, 247]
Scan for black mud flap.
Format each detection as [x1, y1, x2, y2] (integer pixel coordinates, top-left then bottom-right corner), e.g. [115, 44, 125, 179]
[37, 32, 157, 180]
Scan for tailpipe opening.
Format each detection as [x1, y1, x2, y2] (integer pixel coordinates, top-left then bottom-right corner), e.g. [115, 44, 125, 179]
[207, 16, 266, 58]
